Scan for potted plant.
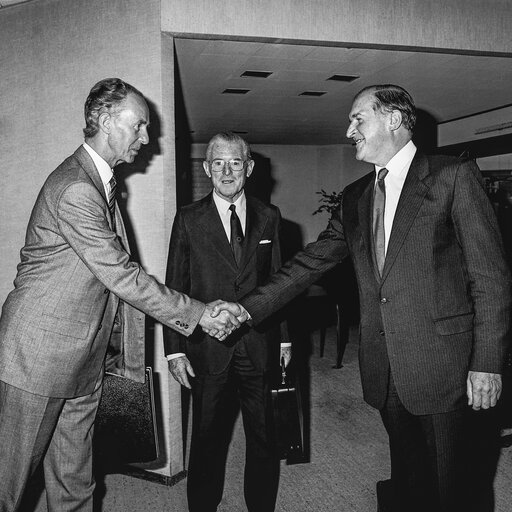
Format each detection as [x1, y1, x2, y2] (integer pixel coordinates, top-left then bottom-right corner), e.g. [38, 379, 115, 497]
[313, 189, 343, 216]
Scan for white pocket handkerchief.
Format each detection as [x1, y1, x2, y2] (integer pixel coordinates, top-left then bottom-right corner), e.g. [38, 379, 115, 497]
[259, 239, 272, 244]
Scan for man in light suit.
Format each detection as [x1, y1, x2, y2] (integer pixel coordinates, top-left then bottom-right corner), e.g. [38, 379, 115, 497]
[231, 85, 511, 511]
[0, 78, 242, 512]
[164, 132, 291, 512]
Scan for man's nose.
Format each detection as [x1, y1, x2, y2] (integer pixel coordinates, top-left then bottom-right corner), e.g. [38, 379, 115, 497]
[222, 164, 233, 175]
[140, 127, 149, 145]
[346, 121, 356, 139]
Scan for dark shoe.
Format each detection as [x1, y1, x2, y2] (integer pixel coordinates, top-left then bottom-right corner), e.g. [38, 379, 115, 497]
[376, 479, 393, 512]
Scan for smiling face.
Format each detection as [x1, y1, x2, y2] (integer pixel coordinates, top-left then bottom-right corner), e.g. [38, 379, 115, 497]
[346, 90, 396, 167]
[203, 139, 254, 203]
[105, 93, 150, 168]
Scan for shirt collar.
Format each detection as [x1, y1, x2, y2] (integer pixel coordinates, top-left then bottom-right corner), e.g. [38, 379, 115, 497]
[82, 142, 114, 187]
[212, 189, 246, 214]
[375, 140, 417, 178]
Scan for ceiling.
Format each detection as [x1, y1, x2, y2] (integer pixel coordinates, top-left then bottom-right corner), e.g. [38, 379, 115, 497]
[174, 38, 512, 146]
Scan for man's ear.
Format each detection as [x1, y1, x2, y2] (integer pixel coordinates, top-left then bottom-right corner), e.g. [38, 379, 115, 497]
[390, 110, 403, 131]
[203, 160, 211, 178]
[246, 160, 255, 178]
[98, 112, 112, 135]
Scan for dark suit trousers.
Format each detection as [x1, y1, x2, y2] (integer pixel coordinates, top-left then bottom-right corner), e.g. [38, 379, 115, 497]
[187, 342, 280, 512]
[379, 374, 471, 512]
[0, 379, 102, 512]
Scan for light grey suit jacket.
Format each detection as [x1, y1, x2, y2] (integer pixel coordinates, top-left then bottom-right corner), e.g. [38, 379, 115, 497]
[0, 146, 204, 398]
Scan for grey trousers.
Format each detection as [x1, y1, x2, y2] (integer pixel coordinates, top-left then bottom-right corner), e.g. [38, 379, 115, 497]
[0, 380, 102, 512]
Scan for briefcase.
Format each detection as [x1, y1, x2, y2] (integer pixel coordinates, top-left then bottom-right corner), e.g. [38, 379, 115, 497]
[94, 367, 159, 465]
[271, 361, 306, 464]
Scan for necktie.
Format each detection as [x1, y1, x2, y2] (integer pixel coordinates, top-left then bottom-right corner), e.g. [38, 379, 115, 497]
[229, 204, 244, 267]
[108, 175, 117, 230]
[373, 168, 389, 276]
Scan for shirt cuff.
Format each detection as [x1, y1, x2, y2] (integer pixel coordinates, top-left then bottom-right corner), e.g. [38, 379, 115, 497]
[239, 304, 252, 321]
[166, 352, 185, 361]
[280, 342, 291, 348]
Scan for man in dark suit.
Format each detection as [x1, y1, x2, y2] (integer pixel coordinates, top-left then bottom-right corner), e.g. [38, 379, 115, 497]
[164, 132, 290, 512]
[231, 85, 511, 512]
[0, 79, 241, 512]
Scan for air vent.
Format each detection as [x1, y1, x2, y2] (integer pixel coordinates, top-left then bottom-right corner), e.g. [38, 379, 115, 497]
[232, 130, 248, 134]
[241, 70, 272, 78]
[222, 88, 250, 94]
[299, 91, 326, 97]
[327, 74, 359, 82]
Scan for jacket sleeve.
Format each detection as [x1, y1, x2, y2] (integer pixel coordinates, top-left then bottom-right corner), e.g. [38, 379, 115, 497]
[451, 160, 512, 373]
[56, 182, 205, 336]
[241, 200, 349, 325]
[163, 210, 191, 355]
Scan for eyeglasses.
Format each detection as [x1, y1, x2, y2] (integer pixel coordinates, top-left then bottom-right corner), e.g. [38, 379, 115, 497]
[208, 159, 247, 173]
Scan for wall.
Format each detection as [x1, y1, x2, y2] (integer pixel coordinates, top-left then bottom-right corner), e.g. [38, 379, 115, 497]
[0, 0, 182, 479]
[163, 0, 512, 55]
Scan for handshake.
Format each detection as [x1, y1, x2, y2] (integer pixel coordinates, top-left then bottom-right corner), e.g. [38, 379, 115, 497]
[198, 300, 249, 341]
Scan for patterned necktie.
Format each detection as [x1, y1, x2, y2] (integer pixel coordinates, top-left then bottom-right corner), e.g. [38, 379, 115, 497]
[373, 168, 389, 276]
[108, 175, 117, 230]
[229, 204, 244, 267]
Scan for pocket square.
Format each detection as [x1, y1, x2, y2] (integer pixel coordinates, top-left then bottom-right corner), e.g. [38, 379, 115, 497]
[259, 239, 272, 244]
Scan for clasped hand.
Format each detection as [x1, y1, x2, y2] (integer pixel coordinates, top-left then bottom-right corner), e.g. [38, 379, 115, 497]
[198, 299, 249, 341]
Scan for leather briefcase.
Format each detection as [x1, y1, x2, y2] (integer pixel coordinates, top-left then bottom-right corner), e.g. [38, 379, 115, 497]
[271, 361, 306, 464]
[94, 367, 159, 465]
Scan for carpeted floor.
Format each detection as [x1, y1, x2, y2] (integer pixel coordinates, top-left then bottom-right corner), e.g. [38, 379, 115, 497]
[24, 325, 512, 511]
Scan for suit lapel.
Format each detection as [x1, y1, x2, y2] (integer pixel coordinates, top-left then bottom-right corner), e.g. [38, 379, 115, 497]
[196, 194, 239, 270]
[358, 173, 380, 281]
[239, 196, 268, 274]
[73, 146, 115, 229]
[381, 152, 431, 281]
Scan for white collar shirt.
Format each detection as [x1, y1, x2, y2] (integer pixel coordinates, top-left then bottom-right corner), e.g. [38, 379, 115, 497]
[375, 140, 417, 254]
[212, 190, 247, 241]
[82, 142, 115, 199]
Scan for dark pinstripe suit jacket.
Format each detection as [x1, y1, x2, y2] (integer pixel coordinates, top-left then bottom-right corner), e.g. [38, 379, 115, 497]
[241, 152, 512, 414]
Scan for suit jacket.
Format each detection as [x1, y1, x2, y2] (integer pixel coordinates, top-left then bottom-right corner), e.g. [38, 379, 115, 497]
[0, 146, 204, 398]
[241, 152, 512, 414]
[163, 193, 285, 375]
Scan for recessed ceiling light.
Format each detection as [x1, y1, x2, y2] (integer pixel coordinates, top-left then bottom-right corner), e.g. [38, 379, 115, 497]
[327, 74, 359, 82]
[299, 91, 327, 97]
[240, 70, 273, 78]
[222, 88, 250, 94]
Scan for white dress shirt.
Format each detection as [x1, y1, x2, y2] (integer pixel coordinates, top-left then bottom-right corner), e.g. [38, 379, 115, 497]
[375, 140, 417, 254]
[212, 190, 247, 239]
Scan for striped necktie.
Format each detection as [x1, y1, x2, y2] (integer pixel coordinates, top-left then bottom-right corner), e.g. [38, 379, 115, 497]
[373, 168, 388, 276]
[108, 175, 117, 229]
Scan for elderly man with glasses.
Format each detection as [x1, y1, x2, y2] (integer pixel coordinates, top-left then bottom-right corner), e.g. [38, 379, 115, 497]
[164, 132, 291, 512]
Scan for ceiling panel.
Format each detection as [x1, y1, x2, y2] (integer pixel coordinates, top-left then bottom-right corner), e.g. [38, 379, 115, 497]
[174, 38, 512, 145]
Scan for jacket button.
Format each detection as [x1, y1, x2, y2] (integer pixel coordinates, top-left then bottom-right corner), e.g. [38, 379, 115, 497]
[380, 298, 388, 304]
[379, 330, 385, 336]
[104, 289, 109, 294]
[175, 320, 180, 325]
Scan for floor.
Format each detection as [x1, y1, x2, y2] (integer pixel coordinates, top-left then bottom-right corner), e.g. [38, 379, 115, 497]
[23, 325, 512, 511]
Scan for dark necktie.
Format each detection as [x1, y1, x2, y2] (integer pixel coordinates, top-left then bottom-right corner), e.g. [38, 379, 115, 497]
[108, 175, 117, 230]
[229, 204, 244, 267]
[373, 168, 389, 276]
